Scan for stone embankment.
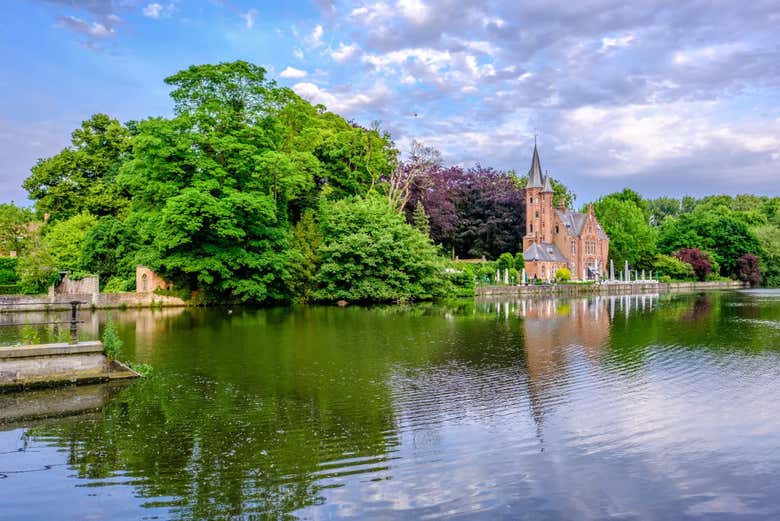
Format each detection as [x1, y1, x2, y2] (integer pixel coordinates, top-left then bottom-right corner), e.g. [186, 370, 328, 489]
[0, 340, 138, 390]
[0, 291, 186, 312]
[476, 280, 746, 297]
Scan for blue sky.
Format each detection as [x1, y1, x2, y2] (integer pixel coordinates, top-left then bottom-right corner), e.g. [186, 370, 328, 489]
[2, 0, 779, 205]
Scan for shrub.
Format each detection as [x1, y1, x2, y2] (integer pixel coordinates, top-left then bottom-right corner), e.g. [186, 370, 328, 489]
[674, 248, 713, 280]
[555, 267, 571, 282]
[652, 254, 695, 280]
[103, 276, 129, 293]
[102, 315, 123, 360]
[514, 252, 525, 271]
[315, 195, 447, 302]
[497, 252, 515, 271]
[0, 257, 18, 285]
[737, 253, 761, 287]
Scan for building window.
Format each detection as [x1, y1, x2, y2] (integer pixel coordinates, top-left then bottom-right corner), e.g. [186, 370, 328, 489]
[555, 225, 559, 234]
[142, 273, 148, 292]
[530, 223, 534, 233]
[535, 210, 539, 218]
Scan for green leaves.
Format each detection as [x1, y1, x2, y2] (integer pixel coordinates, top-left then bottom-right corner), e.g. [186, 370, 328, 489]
[315, 195, 447, 303]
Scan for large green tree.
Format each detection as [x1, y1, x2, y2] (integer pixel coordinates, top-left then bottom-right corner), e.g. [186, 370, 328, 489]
[315, 195, 446, 302]
[657, 209, 762, 278]
[0, 203, 34, 255]
[117, 61, 396, 302]
[593, 193, 657, 269]
[24, 114, 132, 220]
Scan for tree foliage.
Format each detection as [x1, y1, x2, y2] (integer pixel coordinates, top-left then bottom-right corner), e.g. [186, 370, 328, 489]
[737, 254, 761, 287]
[315, 195, 446, 302]
[24, 114, 131, 220]
[0, 203, 35, 255]
[593, 194, 657, 269]
[674, 248, 713, 281]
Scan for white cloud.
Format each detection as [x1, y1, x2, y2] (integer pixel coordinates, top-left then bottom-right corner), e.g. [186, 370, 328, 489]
[332, 42, 359, 63]
[142, 3, 162, 18]
[292, 81, 391, 114]
[600, 34, 635, 52]
[279, 66, 308, 79]
[293, 48, 304, 60]
[241, 8, 259, 30]
[307, 24, 324, 48]
[672, 43, 745, 65]
[398, 0, 430, 24]
[56, 16, 115, 38]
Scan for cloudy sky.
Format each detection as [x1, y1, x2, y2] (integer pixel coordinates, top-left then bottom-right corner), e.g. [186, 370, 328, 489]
[2, 0, 779, 204]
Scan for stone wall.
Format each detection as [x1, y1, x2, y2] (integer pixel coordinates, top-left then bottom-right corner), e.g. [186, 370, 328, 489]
[476, 280, 746, 297]
[1, 291, 186, 312]
[136, 266, 170, 293]
[51, 274, 99, 297]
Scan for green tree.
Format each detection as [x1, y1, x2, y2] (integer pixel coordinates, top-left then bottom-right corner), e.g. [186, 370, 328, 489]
[16, 233, 57, 293]
[412, 200, 430, 237]
[657, 209, 762, 278]
[514, 252, 525, 272]
[80, 216, 139, 288]
[289, 211, 321, 302]
[593, 194, 657, 269]
[652, 254, 695, 280]
[753, 225, 780, 286]
[44, 213, 97, 274]
[648, 197, 681, 225]
[315, 195, 446, 302]
[496, 252, 515, 271]
[24, 114, 131, 221]
[555, 267, 571, 282]
[0, 203, 35, 255]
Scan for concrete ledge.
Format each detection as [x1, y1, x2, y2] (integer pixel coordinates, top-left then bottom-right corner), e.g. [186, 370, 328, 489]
[0, 341, 139, 390]
[0, 340, 104, 359]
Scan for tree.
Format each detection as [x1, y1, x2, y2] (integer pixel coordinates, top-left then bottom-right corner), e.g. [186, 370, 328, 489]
[648, 197, 680, 225]
[80, 216, 139, 287]
[24, 114, 131, 221]
[652, 254, 695, 280]
[555, 267, 571, 282]
[737, 253, 761, 287]
[388, 140, 441, 212]
[753, 224, 780, 287]
[496, 252, 515, 271]
[658, 209, 762, 278]
[16, 233, 57, 294]
[412, 200, 430, 237]
[407, 165, 526, 259]
[0, 203, 35, 255]
[514, 252, 525, 271]
[593, 193, 657, 269]
[289, 211, 321, 302]
[315, 195, 446, 302]
[674, 248, 713, 281]
[44, 213, 97, 274]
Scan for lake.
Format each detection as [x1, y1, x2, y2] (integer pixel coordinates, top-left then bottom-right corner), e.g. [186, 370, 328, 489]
[2, 290, 780, 520]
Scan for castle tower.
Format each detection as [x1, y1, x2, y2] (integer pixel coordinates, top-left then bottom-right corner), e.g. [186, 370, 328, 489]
[541, 173, 554, 243]
[523, 143, 544, 250]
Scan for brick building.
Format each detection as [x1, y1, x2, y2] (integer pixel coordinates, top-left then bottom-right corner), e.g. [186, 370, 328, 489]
[522, 144, 609, 281]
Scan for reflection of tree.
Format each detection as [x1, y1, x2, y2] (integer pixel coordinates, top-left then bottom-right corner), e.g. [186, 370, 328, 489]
[28, 370, 397, 520]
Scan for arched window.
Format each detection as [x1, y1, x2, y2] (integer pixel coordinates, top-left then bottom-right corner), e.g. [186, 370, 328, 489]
[555, 225, 559, 234]
[142, 273, 148, 292]
[530, 223, 534, 233]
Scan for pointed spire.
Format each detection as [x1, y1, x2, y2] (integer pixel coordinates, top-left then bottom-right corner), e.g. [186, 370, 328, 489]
[542, 173, 553, 193]
[527, 142, 543, 188]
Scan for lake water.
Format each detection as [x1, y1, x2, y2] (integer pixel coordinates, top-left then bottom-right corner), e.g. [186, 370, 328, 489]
[2, 290, 780, 520]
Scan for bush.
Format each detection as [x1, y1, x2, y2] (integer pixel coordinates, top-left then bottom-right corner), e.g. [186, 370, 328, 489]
[0, 257, 18, 285]
[103, 276, 130, 293]
[652, 254, 695, 280]
[514, 252, 525, 271]
[315, 195, 447, 303]
[737, 253, 761, 287]
[555, 267, 571, 282]
[674, 248, 713, 280]
[102, 315, 123, 360]
[497, 252, 515, 271]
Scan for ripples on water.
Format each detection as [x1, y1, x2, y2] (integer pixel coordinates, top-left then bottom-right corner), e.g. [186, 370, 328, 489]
[2, 290, 780, 520]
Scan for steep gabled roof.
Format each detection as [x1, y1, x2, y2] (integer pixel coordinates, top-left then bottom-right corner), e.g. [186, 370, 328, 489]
[555, 209, 609, 239]
[527, 143, 544, 188]
[524, 242, 568, 262]
[542, 174, 554, 193]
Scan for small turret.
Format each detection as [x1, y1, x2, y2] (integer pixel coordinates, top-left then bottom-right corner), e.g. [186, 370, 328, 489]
[527, 143, 543, 188]
[542, 173, 553, 193]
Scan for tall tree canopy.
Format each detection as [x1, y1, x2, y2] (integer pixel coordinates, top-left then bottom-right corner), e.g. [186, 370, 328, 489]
[593, 193, 657, 269]
[117, 61, 397, 302]
[24, 114, 132, 220]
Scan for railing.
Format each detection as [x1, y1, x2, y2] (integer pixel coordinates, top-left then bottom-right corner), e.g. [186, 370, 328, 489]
[0, 300, 86, 345]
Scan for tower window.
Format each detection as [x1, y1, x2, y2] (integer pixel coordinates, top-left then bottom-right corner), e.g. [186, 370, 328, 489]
[535, 211, 539, 218]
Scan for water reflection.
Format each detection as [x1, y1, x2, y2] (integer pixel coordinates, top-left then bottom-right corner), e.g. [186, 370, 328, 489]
[2, 290, 780, 520]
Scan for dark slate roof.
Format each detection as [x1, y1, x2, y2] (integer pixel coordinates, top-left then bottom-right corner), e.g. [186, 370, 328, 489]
[542, 174, 554, 193]
[555, 209, 609, 239]
[524, 242, 568, 262]
[527, 144, 544, 188]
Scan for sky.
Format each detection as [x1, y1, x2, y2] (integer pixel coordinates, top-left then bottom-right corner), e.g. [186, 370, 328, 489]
[1, 0, 779, 205]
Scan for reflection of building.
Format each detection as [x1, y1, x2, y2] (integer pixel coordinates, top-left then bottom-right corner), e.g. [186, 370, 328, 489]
[521, 144, 610, 281]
